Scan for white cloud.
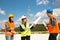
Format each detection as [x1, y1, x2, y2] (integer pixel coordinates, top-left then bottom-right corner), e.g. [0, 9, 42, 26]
[53, 8, 60, 22]
[17, 17, 21, 22]
[36, 0, 49, 5]
[0, 20, 7, 24]
[0, 20, 7, 28]
[35, 8, 60, 24]
[35, 9, 48, 24]
[0, 8, 5, 15]
[12, 8, 60, 27]
[35, 10, 47, 17]
[14, 22, 20, 27]
[17, 10, 48, 24]
[53, 8, 60, 17]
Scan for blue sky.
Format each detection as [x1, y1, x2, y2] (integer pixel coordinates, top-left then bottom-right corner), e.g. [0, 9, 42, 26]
[0, 0, 60, 28]
[0, 0, 60, 20]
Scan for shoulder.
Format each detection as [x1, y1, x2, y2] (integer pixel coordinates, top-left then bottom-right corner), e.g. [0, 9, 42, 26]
[5, 21, 8, 24]
[51, 15, 57, 20]
[26, 22, 29, 24]
[52, 15, 58, 22]
[20, 24, 22, 27]
[52, 15, 56, 18]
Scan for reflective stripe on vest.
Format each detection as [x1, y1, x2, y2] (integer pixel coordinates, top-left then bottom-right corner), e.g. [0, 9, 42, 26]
[21, 23, 31, 37]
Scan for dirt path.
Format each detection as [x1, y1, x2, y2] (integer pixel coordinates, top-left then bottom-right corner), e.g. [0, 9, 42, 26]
[0, 34, 59, 40]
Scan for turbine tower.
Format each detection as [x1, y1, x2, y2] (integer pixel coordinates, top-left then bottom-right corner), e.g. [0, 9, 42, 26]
[27, 5, 31, 18]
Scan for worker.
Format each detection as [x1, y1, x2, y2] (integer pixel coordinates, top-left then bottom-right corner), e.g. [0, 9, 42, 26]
[19, 15, 34, 40]
[46, 8, 59, 40]
[4, 14, 15, 40]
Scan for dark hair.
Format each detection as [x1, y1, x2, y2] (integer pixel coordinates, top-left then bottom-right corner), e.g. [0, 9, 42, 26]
[47, 12, 53, 14]
[22, 18, 26, 21]
[22, 18, 27, 24]
[9, 17, 14, 22]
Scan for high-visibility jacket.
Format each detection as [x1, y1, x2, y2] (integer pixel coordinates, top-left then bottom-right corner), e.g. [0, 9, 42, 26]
[5, 21, 15, 36]
[20, 23, 31, 37]
[48, 16, 59, 33]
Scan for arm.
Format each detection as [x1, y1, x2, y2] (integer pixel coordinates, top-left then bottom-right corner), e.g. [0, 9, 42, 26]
[50, 17, 57, 26]
[51, 18, 56, 26]
[5, 22, 11, 32]
[20, 25, 25, 32]
[30, 26, 34, 29]
[48, 16, 57, 27]
[30, 24, 36, 30]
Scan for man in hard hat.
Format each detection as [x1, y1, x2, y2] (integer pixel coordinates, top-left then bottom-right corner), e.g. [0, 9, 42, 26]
[19, 15, 33, 40]
[4, 14, 15, 40]
[46, 8, 59, 40]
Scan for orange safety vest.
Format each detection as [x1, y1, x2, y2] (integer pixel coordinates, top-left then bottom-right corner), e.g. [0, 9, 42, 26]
[48, 16, 59, 33]
[5, 21, 15, 36]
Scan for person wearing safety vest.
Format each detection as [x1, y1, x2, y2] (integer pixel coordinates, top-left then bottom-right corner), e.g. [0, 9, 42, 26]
[46, 8, 59, 40]
[19, 16, 33, 40]
[4, 14, 15, 40]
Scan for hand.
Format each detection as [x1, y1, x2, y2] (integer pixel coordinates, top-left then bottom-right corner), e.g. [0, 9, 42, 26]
[6, 32, 12, 35]
[7, 32, 11, 33]
[47, 24, 52, 27]
[25, 28, 30, 30]
[59, 31, 60, 33]
[11, 31, 16, 34]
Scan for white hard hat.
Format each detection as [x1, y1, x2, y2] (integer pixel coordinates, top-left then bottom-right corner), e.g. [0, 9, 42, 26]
[21, 15, 26, 19]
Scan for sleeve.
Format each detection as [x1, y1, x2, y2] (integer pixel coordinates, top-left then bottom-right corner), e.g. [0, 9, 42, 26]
[30, 26, 34, 30]
[20, 25, 25, 32]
